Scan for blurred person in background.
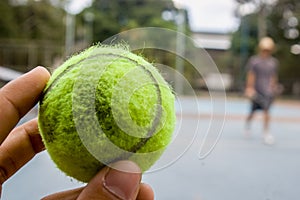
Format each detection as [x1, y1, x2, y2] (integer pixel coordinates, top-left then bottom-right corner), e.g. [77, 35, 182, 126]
[244, 37, 279, 145]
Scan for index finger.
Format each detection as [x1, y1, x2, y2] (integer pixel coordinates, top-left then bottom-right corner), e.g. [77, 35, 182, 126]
[0, 67, 50, 143]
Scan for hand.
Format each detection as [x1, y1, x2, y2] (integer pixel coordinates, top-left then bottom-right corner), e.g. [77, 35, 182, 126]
[244, 87, 256, 99]
[0, 67, 154, 200]
[42, 160, 154, 200]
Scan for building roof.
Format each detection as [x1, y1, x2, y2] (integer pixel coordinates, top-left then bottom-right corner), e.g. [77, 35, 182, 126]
[192, 32, 232, 50]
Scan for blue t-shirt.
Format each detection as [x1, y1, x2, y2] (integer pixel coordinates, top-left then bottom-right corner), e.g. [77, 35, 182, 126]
[246, 55, 279, 97]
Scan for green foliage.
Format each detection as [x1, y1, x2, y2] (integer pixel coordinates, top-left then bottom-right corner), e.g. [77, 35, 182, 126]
[231, 14, 259, 56]
[0, 0, 19, 38]
[79, 0, 177, 43]
[0, 0, 65, 71]
[267, 0, 300, 83]
[0, 0, 65, 41]
[231, 0, 300, 93]
[0, 0, 190, 83]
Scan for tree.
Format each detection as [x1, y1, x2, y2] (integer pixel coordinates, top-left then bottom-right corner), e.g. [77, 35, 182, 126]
[0, 0, 65, 71]
[0, 0, 19, 38]
[231, 0, 300, 93]
[77, 0, 178, 43]
[268, 0, 300, 93]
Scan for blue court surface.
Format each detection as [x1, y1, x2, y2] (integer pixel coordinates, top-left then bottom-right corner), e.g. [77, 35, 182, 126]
[2, 96, 300, 200]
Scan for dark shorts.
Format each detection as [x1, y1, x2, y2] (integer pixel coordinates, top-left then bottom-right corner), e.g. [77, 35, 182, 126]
[251, 93, 274, 112]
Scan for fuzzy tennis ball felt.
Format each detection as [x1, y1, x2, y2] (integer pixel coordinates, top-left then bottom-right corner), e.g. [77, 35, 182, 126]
[38, 45, 176, 182]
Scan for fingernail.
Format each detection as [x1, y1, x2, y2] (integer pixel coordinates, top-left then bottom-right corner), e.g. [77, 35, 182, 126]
[103, 161, 141, 200]
[29, 66, 46, 74]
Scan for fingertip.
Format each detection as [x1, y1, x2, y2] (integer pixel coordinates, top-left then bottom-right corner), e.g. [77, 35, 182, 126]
[31, 66, 51, 80]
[138, 183, 155, 200]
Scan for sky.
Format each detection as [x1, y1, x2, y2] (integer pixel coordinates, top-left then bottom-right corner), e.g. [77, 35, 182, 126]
[67, 0, 240, 33]
[173, 0, 240, 33]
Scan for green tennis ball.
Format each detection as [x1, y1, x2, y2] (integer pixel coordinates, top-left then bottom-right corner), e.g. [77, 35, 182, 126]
[38, 45, 176, 182]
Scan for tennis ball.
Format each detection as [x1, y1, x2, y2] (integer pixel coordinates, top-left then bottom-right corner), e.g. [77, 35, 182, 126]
[38, 45, 176, 182]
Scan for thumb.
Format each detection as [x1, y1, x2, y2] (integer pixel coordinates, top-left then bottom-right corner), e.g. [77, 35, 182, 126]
[77, 160, 142, 200]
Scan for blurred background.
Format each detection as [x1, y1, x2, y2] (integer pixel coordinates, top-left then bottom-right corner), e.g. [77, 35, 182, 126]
[1, 0, 300, 199]
[1, 0, 299, 96]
